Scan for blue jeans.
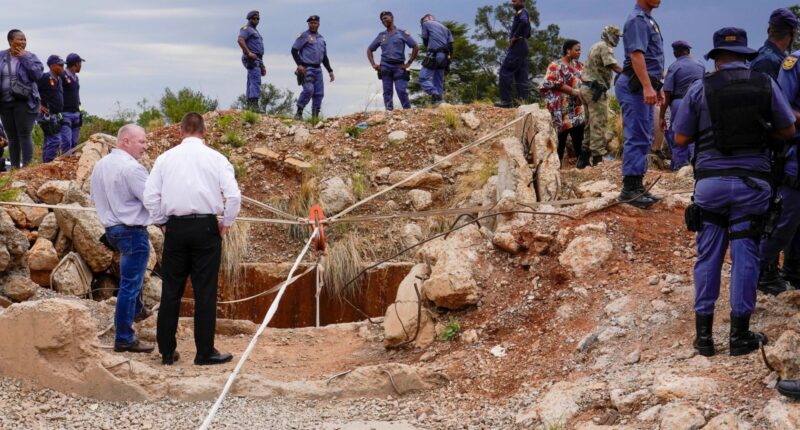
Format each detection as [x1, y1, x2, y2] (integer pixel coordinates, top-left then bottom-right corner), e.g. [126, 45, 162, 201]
[106, 225, 150, 345]
[61, 111, 81, 151]
[297, 66, 324, 111]
[615, 73, 654, 177]
[693, 177, 770, 316]
[419, 53, 447, 98]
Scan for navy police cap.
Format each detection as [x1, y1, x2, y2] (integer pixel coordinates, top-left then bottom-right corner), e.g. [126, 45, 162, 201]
[65, 53, 85, 65]
[770, 8, 800, 29]
[671, 40, 691, 50]
[46, 55, 65, 66]
[307, 15, 320, 22]
[246, 10, 259, 20]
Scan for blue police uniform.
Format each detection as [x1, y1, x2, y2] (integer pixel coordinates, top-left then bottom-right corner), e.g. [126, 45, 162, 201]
[663, 54, 705, 170]
[752, 41, 788, 81]
[239, 22, 265, 101]
[759, 50, 800, 287]
[673, 62, 794, 319]
[615, 4, 665, 179]
[419, 19, 453, 101]
[36, 70, 67, 163]
[369, 28, 418, 110]
[293, 29, 332, 115]
[497, 5, 532, 104]
[62, 68, 81, 151]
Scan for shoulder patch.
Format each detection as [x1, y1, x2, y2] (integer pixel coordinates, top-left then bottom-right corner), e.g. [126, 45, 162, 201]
[297, 32, 304, 38]
[404, 31, 411, 36]
[784, 56, 798, 71]
[242, 26, 248, 30]
[517, 9, 523, 14]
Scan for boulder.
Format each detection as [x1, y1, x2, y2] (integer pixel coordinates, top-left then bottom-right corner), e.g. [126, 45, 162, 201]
[559, 235, 614, 277]
[293, 127, 311, 146]
[402, 224, 424, 248]
[577, 180, 616, 198]
[653, 372, 718, 401]
[460, 112, 481, 130]
[367, 113, 386, 126]
[765, 330, 800, 380]
[28, 238, 59, 286]
[92, 273, 118, 301]
[143, 276, 162, 308]
[388, 130, 408, 145]
[252, 147, 281, 161]
[319, 177, 355, 215]
[515, 378, 601, 427]
[62, 184, 92, 207]
[76, 134, 114, 191]
[54, 205, 113, 272]
[36, 180, 72, 205]
[659, 402, 705, 430]
[704, 412, 744, 430]
[14, 193, 48, 229]
[761, 398, 800, 430]
[54, 229, 72, 259]
[0, 208, 29, 275]
[0, 245, 9, 272]
[147, 225, 164, 266]
[384, 264, 435, 348]
[1, 275, 38, 301]
[516, 105, 560, 201]
[37, 212, 58, 241]
[418, 225, 483, 309]
[51, 252, 92, 298]
[388, 171, 444, 189]
[408, 189, 433, 211]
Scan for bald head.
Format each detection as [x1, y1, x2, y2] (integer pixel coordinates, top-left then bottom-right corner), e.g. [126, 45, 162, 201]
[116, 124, 148, 160]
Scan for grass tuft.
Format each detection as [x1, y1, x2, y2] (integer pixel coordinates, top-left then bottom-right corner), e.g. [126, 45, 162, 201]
[0, 174, 20, 202]
[440, 107, 460, 129]
[222, 131, 246, 148]
[221, 222, 250, 297]
[322, 233, 364, 301]
[441, 317, 460, 341]
[240, 110, 260, 125]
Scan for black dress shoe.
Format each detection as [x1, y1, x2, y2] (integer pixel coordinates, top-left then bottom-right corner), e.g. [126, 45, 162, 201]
[778, 380, 800, 399]
[162, 351, 180, 365]
[114, 339, 155, 353]
[493, 100, 513, 108]
[194, 349, 234, 366]
[134, 307, 153, 323]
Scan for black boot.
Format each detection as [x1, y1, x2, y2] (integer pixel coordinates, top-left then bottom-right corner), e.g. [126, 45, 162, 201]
[591, 155, 603, 166]
[294, 107, 303, 120]
[729, 313, 768, 356]
[619, 176, 657, 209]
[635, 175, 662, 201]
[494, 100, 513, 108]
[576, 150, 591, 170]
[431, 94, 442, 106]
[0, 158, 5, 173]
[781, 257, 800, 287]
[758, 260, 788, 296]
[311, 107, 321, 122]
[693, 313, 715, 357]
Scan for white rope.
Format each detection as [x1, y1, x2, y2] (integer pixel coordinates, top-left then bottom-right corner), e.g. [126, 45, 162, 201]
[197, 227, 320, 430]
[328, 115, 524, 221]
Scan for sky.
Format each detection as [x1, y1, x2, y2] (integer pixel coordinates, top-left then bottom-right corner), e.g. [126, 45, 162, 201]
[5, 0, 796, 118]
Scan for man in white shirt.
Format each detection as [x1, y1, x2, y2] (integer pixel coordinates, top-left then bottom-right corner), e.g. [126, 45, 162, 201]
[90, 124, 154, 354]
[143, 112, 241, 366]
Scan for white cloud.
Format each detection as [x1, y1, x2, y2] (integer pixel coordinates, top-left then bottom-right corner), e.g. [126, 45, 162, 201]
[90, 7, 219, 19]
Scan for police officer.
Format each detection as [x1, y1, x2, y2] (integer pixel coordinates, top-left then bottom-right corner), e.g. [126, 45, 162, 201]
[580, 25, 623, 165]
[672, 28, 795, 357]
[494, 0, 531, 108]
[758, 35, 800, 296]
[238, 10, 266, 111]
[419, 14, 453, 106]
[37, 55, 67, 163]
[292, 15, 334, 121]
[659, 41, 705, 171]
[615, 0, 665, 208]
[62, 53, 84, 152]
[368, 11, 419, 111]
[751, 8, 800, 81]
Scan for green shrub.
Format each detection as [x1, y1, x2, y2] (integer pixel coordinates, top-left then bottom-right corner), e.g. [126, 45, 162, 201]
[222, 131, 246, 148]
[136, 98, 163, 130]
[159, 87, 218, 123]
[0, 174, 20, 202]
[217, 114, 236, 131]
[343, 125, 364, 139]
[441, 317, 461, 341]
[240, 110, 260, 125]
[231, 159, 247, 179]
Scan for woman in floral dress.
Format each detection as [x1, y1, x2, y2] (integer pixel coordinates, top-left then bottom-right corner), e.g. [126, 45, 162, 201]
[541, 39, 588, 169]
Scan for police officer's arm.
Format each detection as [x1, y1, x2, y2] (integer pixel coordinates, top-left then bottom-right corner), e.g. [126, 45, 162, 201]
[323, 54, 334, 82]
[404, 45, 420, 70]
[659, 69, 675, 131]
[238, 36, 257, 60]
[631, 51, 658, 105]
[367, 36, 381, 71]
[291, 48, 304, 75]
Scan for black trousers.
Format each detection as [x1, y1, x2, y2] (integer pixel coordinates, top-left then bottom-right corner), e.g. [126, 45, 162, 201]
[557, 124, 586, 163]
[157, 216, 221, 357]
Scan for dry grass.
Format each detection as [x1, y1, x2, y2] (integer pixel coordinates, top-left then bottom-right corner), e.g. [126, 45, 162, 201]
[221, 222, 250, 297]
[452, 156, 498, 205]
[440, 107, 460, 129]
[322, 233, 365, 301]
[287, 177, 317, 242]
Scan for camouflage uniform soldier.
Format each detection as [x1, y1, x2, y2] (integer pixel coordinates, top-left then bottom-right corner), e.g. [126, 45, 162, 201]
[579, 26, 623, 165]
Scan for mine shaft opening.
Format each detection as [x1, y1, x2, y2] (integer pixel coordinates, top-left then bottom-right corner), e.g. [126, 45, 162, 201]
[175, 263, 413, 328]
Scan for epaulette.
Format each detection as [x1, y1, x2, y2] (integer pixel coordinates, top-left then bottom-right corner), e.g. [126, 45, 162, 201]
[297, 32, 304, 38]
[404, 30, 411, 36]
[242, 26, 248, 30]
[784, 55, 798, 71]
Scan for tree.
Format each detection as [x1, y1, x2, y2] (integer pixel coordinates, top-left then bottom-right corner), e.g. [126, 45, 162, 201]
[159, 87, 218, 123]
[791, 5, 800, 44]
[232, 83, 296, 115]
[473, 0, 562, 102]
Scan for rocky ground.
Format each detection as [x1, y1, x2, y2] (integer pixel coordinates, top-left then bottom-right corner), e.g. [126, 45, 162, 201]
[2, 104, 800, 430]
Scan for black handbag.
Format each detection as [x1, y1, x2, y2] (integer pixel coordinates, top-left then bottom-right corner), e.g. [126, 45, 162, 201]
[6, 55, 33, 101]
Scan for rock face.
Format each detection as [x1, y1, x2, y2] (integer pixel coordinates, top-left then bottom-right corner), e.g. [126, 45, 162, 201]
[515, 104, 560, 201]
[319, 177, 355, 215]
[388, 171, 444, 189]
[384, 264, 435, 348]
[9, 193, 48, 229]
[76, 134, 114, 192]
[766, 330, 800, 379]
[36, 180, 72, 205]
[653, 372, 718, 401]
[559, 235, 614, 277]
[659, 402, 705, 430]
[0, 209, 29, 279]
[1, 275, 38, 302]
[761, 398, 800, 429]
[408, 189, 433, 211]
[417, 224, 484, 309]
[28, 238, 59, 286]
[37, 212, 59, 241]
[54, 205, 113, 272]
[51, 252, 92, 298]
[388, 130, 408, 145]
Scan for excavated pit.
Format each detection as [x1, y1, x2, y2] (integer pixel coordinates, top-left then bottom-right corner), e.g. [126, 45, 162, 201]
[179, 263, 413, 328]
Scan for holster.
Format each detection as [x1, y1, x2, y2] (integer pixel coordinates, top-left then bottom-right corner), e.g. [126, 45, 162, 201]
[685, 203, 705, 232]
[624, 68, 664, 93]
[295, 70, 304, 86]
[763, 196, 783, 239]
[587, 81, 607, 102]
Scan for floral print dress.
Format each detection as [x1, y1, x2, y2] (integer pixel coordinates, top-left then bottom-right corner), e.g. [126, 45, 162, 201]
[541, 59, 585, 132]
